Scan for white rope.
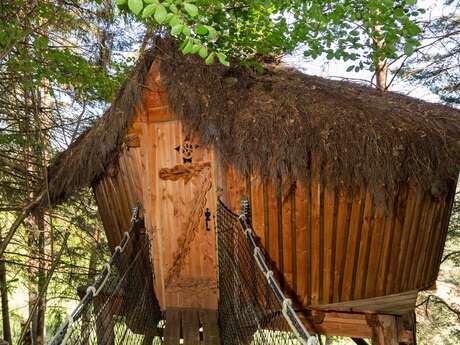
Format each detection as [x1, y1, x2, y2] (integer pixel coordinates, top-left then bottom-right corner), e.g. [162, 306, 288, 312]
[94, 263, 111, 297]
[115, 231, 130, 253]
[238, 204, 317, 345]
[59, 315, 74, 345]
[47, 202, 142, 345]
[86, 286, 96, 297]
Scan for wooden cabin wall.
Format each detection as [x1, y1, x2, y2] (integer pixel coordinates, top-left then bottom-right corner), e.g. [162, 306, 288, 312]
[131, 62, 218, 311]
[94, 62, 218, 312]
[217, 161, 456, 315]
[94, 146, 144, 251]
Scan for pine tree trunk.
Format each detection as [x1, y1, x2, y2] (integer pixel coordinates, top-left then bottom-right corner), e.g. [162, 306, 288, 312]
[81, 225, 100, 345]
[0, 232, 12, 344]
[33, 209, 47, 345]
[23, 80, 49, 345]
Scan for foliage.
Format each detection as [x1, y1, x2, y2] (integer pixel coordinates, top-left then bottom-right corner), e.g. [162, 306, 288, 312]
[0, 0, 136, 343]
[120, 0, 424, 71]
[401, 0, 460, 104]
[0, 0, 120, 103]
[0, 194, 110, 343]
[0, 1, 458, 344]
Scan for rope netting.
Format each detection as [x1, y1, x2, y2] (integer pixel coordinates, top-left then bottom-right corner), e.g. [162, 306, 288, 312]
[48, 203, 161, 345]
[217, 198, 317, 345]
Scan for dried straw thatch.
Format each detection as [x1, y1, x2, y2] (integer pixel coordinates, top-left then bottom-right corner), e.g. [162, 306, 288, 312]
[45, 49, 154, 206]
[46, 39, 460, 206]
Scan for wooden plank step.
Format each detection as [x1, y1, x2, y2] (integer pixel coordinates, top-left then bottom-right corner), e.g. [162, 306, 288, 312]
[163, 309, 220, 345]
[164, 309, 181, 345]
[200, 310, 220, 345]
[183, 309, 200, 345]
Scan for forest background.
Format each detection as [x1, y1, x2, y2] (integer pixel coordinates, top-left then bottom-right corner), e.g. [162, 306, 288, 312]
[0, 0, 459, 344]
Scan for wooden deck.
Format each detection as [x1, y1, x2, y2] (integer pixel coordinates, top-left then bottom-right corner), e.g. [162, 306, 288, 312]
[163, 309, 220, 345]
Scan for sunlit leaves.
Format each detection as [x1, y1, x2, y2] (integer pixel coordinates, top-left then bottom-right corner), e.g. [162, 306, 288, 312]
[127, 0, 143, 16]
[198, 45, 208, 58]
[154, 4, 167, 23]
[120, 0, 424, 71]
[216, 52, 229, 66]
[171, 24, 184, 36]
[142, 4, 157, 18]
[183, 3, 198, 17]
[205, 52, 214, 64]
[194, 25, 206, 36]
[119, 0, 228, 65]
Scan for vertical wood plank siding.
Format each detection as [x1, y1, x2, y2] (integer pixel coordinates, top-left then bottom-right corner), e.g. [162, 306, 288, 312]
[94, 147, 144, 252]
[220, 167, 455, 309]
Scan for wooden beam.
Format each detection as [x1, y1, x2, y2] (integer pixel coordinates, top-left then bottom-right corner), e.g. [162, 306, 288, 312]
[299, 310, 414, 343]
[369, 315, 398, 345]
[316, 290, 418, 316]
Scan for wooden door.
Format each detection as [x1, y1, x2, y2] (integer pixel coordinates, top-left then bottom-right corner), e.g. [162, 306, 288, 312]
[149, 120, 218, 310]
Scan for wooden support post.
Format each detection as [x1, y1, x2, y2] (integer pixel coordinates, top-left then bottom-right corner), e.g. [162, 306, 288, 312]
[301, 310, 415, 344]
[368, 315, 398, 345]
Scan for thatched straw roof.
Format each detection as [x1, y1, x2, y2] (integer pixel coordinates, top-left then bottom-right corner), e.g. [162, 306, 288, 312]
[45, 49, 154, 206]
[46, 39, 460, 206]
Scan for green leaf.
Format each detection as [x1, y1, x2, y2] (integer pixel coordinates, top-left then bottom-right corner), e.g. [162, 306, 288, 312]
[182, 26, 191, 36]
[216, 52, 229, 66]
[198, 46, 208, 58]
[206, 26, 217, 40]
[182, 39, 193, 54]
[144, 0, 159, 3]
[168, 15, 181, 27]
[205, 52, 215, 64]
[191, 44, 201, 54]
[142, 4, 157, 18]
[165, 13, 174, 22]
[346, 65, 354, 72]
[34, 36, 49, 50]
[154, 4, 168, 23]
[116, 0, 127, 5]
[169, 4, 178, 13]
[404, 43, 415, 56]
[128, 0, 143, 15]
[184, 3, 198, 17]
[196, 25, 208, 35]
[171, 24, 184, 36]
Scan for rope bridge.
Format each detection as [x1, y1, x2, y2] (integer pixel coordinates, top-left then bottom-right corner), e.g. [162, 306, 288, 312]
[48, 203, 161, 345]
[48, 200, 316, 345]
[217, 198, 316, 345]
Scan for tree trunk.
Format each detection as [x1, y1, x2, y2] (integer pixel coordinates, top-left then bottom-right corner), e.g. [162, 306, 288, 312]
[32, 209, 47, 345]
[98, 0, 114, 70]
[23, 76, 49, 345]
[372, 24, 388, 91]
[375, 60, 388, 91]
[0, 231, 12, 344]
[81, 224, 100, 345]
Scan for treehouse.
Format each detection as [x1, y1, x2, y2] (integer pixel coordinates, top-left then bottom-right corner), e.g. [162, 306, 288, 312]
[45, 39, 460, 345]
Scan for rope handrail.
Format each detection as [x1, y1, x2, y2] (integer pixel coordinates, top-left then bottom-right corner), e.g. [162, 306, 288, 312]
[48, 202, 142, 345]
[217, 197, 318, 345]
[238, 201, 317, 345]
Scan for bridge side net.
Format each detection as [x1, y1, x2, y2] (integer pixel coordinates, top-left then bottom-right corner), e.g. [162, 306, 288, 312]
[48, 204, 161, 345]
[217, 199, 316, 345]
